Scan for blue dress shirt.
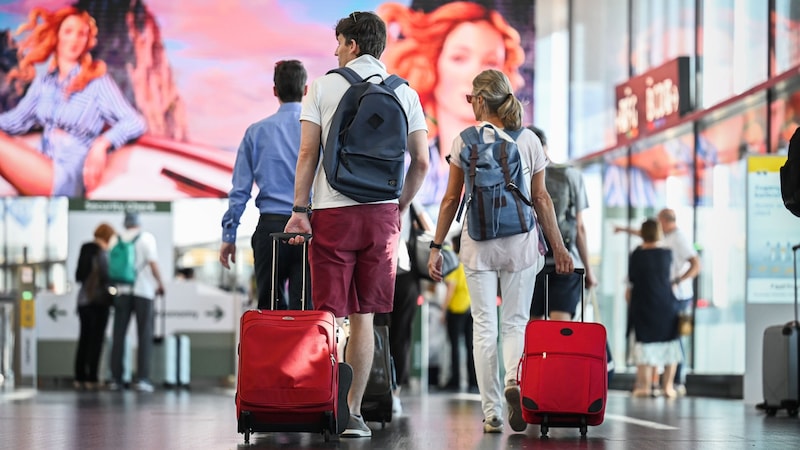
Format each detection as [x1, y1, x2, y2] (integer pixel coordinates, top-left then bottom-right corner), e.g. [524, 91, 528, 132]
[0, 67, 147, 197]
[221, 102, 307, 243]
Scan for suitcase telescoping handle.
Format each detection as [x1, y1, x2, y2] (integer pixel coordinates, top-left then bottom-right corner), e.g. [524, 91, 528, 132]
[269, 232, 312, 311]
[794, 243, 799, 324]
[543, 267, 585, 321]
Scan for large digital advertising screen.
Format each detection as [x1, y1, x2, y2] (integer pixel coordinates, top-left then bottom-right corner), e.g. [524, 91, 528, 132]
[0, 0, 535, 201]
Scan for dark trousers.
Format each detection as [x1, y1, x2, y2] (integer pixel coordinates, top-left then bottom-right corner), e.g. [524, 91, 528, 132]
[375, 270, 420, 387]
[110, 295, 154, 383]
[74, 304, 110, 382]
[445, 309, 477, 387]
[251, 214, 310, 310]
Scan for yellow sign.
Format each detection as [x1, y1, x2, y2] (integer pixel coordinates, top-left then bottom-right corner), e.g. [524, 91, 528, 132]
[747, 154, 786, 172]
[19, 298, 34, 328]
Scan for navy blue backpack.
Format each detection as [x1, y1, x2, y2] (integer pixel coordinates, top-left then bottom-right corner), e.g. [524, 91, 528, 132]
[322, 67, 409, 203]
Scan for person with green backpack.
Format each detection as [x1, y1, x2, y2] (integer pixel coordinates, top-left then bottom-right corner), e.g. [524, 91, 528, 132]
[107, 211, 165, 392]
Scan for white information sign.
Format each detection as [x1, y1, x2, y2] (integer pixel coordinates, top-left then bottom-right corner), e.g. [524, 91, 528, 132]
[746, 155, 799, 304]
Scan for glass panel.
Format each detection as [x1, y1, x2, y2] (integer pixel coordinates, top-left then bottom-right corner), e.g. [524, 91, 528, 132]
[770, 79, 800, 154]
[47, 263, 67, 295]
[534, 0, 570, 161]
[774, 0, 800, 74]
[569, 0, 629, 157]
[5, 197, 49, 264]
[693, 98, 765, 375]
[700, 0, 768, 107]
[47, 198, 69, 262]
[173, 198, 254, 293]
[631, 0, 696, 75]
[597, 124, 696, 372]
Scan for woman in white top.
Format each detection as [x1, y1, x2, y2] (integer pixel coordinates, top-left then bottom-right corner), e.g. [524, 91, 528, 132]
[427, 69, 573, 434]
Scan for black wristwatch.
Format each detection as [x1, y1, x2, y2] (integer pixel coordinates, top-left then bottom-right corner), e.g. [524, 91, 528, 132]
[292, 205, 311, 213]
[429, 241, 443, 249]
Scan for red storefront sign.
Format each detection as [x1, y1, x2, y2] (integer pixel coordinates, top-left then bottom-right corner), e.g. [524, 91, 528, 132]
[615, 56, 693, 142]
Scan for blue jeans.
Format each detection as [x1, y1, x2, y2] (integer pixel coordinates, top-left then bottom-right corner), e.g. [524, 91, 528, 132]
[674, 298, 692, 385]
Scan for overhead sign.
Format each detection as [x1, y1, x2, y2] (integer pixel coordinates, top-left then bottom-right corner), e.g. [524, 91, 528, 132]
[615, 56, 693, 142]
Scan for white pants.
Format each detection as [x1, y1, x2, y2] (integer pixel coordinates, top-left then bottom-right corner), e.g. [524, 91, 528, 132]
[465, 260, 540, 421]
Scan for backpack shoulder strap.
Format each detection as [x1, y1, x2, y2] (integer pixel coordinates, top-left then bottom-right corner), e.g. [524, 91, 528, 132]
[327, 67, 361, 85]
[455, 126, 482, 224]
[459, 126, 482, 146]
[505, 128, 524, 141]
[498, 141, 533, 207]
[384, 74, 408, 90]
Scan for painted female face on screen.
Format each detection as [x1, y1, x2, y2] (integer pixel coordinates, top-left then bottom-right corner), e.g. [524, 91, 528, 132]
[57, 15, 91, 64]
[434, 21, 505, 123]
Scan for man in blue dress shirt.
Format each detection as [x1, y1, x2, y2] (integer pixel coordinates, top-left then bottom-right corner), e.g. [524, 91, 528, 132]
[219, 60, 310, 310]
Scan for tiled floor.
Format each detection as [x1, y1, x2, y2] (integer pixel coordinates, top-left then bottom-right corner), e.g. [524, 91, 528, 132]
[1, 387, 798, 449]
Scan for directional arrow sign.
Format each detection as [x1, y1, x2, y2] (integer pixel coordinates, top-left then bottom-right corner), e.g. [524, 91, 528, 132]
[205, 305, 224, 322]
[47, 304, 68, 321]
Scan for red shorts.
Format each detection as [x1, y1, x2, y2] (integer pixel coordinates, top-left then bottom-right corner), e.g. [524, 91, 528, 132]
[309, 204, 400, 318]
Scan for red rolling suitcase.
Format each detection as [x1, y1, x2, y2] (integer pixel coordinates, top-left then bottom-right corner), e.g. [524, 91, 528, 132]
[235, 233, 351, 444]
[517, 268, 607, 437]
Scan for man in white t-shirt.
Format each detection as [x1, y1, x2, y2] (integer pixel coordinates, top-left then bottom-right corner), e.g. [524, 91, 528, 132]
[108, 211, 165, 393]
[284, 11, 429, 438]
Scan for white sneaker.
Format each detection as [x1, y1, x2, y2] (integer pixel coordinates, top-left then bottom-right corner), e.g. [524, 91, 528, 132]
[392, 395, 403, 416]
[134, 381, 154, 392]
[483, 416, 503, 433]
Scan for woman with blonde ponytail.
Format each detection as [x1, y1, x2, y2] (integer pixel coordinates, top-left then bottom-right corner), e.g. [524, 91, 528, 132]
[0, 6, 145, 197]
[427, 69, 573, 434]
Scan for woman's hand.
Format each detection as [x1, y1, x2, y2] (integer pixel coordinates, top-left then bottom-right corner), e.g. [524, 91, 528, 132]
[83, 136, 111, 193]
[552, 245, 574, 274]
[428, 248, 443, 282]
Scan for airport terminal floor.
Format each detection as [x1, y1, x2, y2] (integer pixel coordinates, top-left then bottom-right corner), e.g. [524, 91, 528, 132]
[1, 386, 798, 450]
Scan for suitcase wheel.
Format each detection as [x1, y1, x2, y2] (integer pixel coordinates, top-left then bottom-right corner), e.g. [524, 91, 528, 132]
[540, 415, 549, 438]
[766, 407, 778, 417]
[579, 416, 588, 437]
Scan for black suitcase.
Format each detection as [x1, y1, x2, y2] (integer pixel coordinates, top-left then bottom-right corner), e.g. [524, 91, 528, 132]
[346, 324, 396, 427]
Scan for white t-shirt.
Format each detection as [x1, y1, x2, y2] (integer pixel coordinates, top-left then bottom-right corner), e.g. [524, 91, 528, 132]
[120, 228, 159, 299]
[300, 55, 428, 210]
[449, 124, 548, 272]
[662, 228, 697, 300]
